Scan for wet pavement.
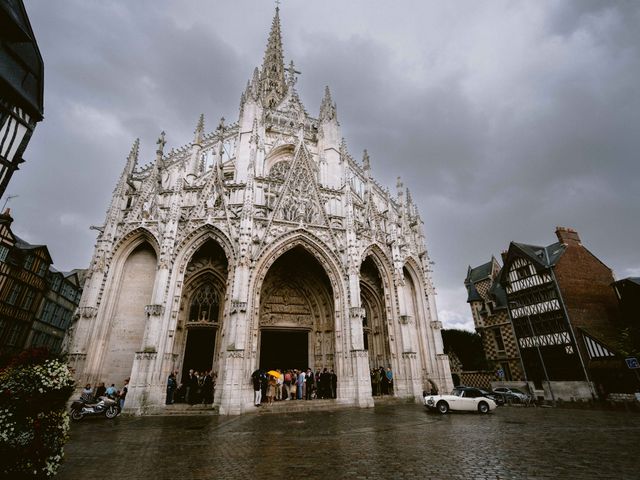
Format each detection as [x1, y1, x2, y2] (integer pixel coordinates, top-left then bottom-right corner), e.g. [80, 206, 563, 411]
[57, 403, 640, 479]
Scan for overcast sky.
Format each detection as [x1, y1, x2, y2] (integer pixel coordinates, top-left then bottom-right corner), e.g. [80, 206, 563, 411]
[8, 0, 640, 331]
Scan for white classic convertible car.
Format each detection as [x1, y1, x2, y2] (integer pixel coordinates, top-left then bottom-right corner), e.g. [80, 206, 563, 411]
[424, 386, 498, 414]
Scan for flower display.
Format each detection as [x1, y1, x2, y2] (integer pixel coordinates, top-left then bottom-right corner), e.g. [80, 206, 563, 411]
[0, 348, 75, 478]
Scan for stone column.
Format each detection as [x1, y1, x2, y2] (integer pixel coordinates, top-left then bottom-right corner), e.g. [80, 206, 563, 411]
[215, 264, 253, 415]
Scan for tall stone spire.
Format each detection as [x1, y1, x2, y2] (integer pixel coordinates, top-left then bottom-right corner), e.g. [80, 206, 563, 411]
[260, 6, 287, 108]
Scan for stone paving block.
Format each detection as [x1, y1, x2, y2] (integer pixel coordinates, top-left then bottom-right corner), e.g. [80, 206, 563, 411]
[56, 405, 640, 479]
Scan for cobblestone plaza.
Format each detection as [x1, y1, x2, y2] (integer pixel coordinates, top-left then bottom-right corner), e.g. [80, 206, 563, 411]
[57, 404, 640, 480]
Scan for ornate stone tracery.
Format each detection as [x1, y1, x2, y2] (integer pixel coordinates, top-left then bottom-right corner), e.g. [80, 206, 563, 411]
[70, 6, 452, 416]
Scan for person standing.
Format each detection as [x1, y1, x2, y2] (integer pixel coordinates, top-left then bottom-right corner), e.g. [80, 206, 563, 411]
[119, 379, 129, 409]
[320, 368, 331, 399]
[297, 369, 305, 400]
[166, 371, 177, 405]
[331, 369, 338, 399]
[184, 369, 195, 404]
[371, 369, 380, 396]
[289, 370, 297, 400]
[305, 369, 315, 400]
[202, 370, 213, 405]
[267, 375, 276, 405]
[283, 370, 291, 400]
[380, 367, 389, 395]
[252, 371, 262, 407]
[275, 369, 283, 401]
[385, 367, 393, 396]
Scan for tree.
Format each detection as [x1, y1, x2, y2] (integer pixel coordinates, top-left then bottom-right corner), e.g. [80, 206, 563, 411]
[442, 329, 489, 371]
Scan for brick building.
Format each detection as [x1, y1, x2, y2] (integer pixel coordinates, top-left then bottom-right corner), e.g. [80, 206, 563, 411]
[465, 257, 525, 383]
[500, 227, 628, 400]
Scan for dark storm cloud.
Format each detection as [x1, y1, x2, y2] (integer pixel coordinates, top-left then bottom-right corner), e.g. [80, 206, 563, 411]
[8, 1, 640, 330]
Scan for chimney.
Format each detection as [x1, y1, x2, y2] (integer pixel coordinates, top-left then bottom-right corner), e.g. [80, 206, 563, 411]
[500, 250, 508, 263]
[555, 226, 581, 246]
[0, 208, 13, 226]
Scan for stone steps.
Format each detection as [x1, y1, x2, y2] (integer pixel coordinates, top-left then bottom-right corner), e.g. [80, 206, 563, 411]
[155, 404, 219, 416]
[256, 399, 344, 414]
[133, 395, 418, 416]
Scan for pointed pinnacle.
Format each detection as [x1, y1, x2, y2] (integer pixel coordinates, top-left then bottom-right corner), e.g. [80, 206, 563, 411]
[194, 114, 205, 144]
[362, 149, 370, 170]
[128, 138, 140, 161]
[156, 131, 166, 157]
[323, 85, 333, 103]
[339, 137, 348, 155]
[320, 85, 337, 122]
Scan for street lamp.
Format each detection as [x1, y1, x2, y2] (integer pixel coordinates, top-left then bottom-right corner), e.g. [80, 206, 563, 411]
[509, 301, 556, 406]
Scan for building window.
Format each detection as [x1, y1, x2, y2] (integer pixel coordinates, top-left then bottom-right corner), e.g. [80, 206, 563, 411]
[22, 289, 35, 310]
[0, 245, 9, 262]
[6, 323, 24, 346]
[494, 328, 505, 352]
[7, 284, 23, 305]
[41, 300, 55, 323]
[24, 255, 34, 271]
[37, 261, 47, 277]
[188, 284, 219, 323]
[516, 266, 530, 279]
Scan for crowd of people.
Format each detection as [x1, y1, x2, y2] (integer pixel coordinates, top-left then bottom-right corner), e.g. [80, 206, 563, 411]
[79, 378, 129, 409]
[166, 369, 216, 405]
[252, 368, 337, 406]
[79, 366, 394, 410]
[371, 367, 394, 396]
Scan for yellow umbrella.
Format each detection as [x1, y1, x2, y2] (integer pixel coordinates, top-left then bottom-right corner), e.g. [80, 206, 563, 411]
[267, 370, 280, 377]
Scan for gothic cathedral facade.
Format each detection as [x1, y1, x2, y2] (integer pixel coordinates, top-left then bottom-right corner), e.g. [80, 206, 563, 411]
[69, 8, 453, 414]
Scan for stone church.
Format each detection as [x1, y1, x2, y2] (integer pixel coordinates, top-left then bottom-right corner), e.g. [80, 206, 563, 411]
[69, 7, 453, 415]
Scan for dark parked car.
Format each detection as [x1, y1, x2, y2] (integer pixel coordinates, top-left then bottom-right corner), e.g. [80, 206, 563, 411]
[477, 388, 506, 406]
[493, 387, 531, 404]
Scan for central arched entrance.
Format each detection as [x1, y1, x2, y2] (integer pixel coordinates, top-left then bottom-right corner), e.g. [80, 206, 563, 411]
[258, 246, 334, 371]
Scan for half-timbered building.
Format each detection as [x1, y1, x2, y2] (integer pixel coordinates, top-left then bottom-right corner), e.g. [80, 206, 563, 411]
[0, 0, 44, 198]
[500, 226, 624, 400]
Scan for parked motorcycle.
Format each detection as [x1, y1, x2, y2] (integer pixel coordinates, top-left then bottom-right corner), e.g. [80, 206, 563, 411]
[70, 396, 120, 421]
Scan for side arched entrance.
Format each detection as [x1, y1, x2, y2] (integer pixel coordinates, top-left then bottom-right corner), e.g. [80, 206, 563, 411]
[360, 256, 392, 371]
[176, 239, 228, 383]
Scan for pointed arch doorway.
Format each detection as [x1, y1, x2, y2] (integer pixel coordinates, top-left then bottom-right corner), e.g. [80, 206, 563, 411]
[258, 246, 334, 372]
[178, 239, 228, 383]
[360, 256, 392, 370]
